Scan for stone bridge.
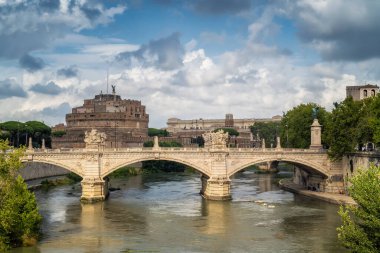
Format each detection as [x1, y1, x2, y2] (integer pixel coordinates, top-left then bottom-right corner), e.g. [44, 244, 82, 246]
[21, 122, 344, 202]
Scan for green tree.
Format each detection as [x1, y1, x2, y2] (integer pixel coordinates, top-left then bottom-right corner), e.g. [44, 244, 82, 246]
[337, 164, 380, 252]
[250, 122, 280, 148]
[325, 97, 363, 159]
[0, 130, 11, 141]
[0, 140, 42, 250]
[51, 130, 66, 137]
[280, 103, 330, 149]
[25, 121, 51, 148]
[0, 121, 51, 148]
[148, 128, 169, 137]
[363, 95, 380, 147]
[0, 121, 26, 147]
[142, 141, 186, 172]
[213, 128, 239, 137]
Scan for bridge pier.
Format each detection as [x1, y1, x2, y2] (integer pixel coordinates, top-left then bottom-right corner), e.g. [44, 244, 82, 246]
[80, 178, 109, 203]
[200, 175, 231, 200]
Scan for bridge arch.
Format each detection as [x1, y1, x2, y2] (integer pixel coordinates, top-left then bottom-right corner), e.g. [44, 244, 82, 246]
[101, 157, 211, 179]
[228, 157, 329, 178]
[21, 159, 84, 178]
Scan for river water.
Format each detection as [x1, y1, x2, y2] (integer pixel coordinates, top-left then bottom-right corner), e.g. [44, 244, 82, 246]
[13, 171, 347, 253]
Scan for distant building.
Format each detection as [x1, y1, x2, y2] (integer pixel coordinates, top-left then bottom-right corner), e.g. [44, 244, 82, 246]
[346, 84, 379, 101]
[166, 114, 282, 148]
[52, 90, 149, 148]
[167, 114, 282, 133]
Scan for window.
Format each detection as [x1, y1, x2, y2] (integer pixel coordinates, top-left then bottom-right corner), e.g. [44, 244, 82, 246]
[371, 89, 376, 96]
[363, 90, 368, 97]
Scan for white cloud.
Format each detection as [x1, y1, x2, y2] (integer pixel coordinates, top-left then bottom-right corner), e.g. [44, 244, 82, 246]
[82, 44, 140, 57]
[2, 0, 380, 129]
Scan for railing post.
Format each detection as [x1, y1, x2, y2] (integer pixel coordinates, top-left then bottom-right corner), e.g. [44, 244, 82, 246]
[41, 138, 46, 150]
[153, 136, 159, 150]
[276, 136, 281, 150]
[28, 137, 33, 151]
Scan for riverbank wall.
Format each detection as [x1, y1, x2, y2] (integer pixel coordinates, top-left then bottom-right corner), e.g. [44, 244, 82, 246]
[279, 179, 355, 205]
[342, 152, 380, 188]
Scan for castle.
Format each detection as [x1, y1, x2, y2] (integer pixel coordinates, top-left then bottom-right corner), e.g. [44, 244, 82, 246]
[52, 90, 149, 148]
[52, 90, 281, 148]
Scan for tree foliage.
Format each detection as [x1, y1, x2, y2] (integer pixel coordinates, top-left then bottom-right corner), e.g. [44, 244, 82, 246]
[0, 140, 42, 250]
[0, 121, 51, 148]
[148, 128, 169, 137]
[0, 130, 10, 141]
[51, 130, 66, 137]
[250, 122, 280, 148]
[213, 128, 239, 137]
[337, 164, 380, 252]
[280, 103, 330, 149]
[142, 141, 186, 172]
[360, 95, 380, 146]
[325, 97, 363, 159]
[143, 140, 182, 148]
[325, 95, 380, 159]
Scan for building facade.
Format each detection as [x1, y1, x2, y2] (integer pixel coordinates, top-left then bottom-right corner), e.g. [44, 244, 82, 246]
[166, 114, 282, 148]
[346, 84, 379, 101]
[52, 91, 149, 148]
[167, 114, 282, 133]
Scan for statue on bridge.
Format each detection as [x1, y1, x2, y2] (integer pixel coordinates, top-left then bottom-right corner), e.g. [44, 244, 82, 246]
[312, 107, 319, 120]
[203, 130, 229, 149]
[84, 129, 107, 149]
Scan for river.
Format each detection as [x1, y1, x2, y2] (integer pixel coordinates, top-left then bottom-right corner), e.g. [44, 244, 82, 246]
[13, 171, 347, 253]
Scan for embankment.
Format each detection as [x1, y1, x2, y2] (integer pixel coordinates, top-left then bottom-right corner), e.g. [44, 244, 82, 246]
[279, 178, 355, 205]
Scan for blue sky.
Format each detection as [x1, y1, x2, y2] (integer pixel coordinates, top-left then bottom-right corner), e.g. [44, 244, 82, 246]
[1, 0, 380, 127]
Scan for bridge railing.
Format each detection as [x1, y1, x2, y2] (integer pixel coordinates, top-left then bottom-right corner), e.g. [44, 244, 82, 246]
[27, 147, 327, 154]
[230, 147, 326, 153]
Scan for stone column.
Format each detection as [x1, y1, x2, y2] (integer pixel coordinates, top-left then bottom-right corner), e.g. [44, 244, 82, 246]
[41, 138, 46, 150]
[153, 136, 159, 150]
[310, 119, 323, 149]
[276, 136, 281, 149]
[80, 150, 108, 203]
[201, 176, 231, 200]
[28, 137, 33, 151]
[202, 152, 232, 200]
[81, 178, 109, 203]
[261, 138, 266, 150]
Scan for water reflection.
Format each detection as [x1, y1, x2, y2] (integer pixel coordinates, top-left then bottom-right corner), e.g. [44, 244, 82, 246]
[200, 199, 230, 235]
[12, 172, 347, 253]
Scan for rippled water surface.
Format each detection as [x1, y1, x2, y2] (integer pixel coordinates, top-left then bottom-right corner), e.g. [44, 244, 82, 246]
[13, 171, 347, 253]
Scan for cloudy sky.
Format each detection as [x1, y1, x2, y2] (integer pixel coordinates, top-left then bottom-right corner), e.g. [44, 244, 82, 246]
[1, 0, 379, 128]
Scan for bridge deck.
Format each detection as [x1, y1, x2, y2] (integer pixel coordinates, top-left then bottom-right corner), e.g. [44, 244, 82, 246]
[28, 147, 327, 154]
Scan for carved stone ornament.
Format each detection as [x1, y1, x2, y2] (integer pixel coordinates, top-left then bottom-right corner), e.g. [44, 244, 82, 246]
[202, 130, 229, 149]
[84, 129, 107, 149]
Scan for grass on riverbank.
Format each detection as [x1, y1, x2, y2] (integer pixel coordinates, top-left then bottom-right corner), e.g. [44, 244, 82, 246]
[108, 167, 141, 178]
[40, 173, 82, 190]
